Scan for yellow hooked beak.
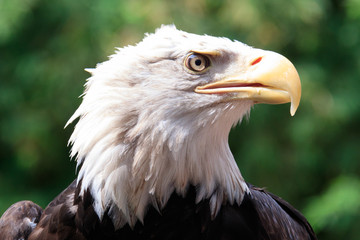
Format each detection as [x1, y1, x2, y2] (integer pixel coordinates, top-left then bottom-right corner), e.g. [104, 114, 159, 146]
[195, 51, 301, 116]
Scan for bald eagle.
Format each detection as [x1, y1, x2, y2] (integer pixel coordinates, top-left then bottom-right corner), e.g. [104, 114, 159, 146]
[0, 25, 316, 240]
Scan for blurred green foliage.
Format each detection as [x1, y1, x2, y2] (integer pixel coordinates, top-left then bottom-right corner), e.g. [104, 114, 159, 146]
[0, 0, 359, 239]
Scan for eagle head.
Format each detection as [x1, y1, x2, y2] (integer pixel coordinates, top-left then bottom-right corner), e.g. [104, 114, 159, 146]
[67, 25, 301, 228]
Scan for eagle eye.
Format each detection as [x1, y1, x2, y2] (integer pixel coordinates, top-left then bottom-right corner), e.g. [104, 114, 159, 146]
[185, 53, 210, 73]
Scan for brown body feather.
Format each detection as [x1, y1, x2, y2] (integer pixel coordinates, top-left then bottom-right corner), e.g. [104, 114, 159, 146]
[0, 200, 43, 240]
[16, 180, 316, 240]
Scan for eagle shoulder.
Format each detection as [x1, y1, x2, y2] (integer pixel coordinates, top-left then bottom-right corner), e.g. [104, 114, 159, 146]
[0, 200, 43, 240]
[28, 180, 86, 240]
[248, 185, 317, 240]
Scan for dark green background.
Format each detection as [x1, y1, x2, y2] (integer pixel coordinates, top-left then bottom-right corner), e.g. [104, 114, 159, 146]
[1, 0, 359, 239]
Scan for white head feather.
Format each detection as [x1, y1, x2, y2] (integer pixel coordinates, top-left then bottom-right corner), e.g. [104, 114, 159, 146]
[67, 25, 258, 228]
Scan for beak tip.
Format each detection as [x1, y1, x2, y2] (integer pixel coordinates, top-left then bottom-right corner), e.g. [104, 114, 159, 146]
[290, 101, 299, 116]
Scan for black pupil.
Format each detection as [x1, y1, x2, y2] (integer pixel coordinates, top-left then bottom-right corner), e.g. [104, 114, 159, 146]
[195, 59, 202, 66]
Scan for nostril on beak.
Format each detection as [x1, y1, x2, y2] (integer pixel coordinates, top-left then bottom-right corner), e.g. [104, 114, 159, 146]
[251, 57, 263, 66]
